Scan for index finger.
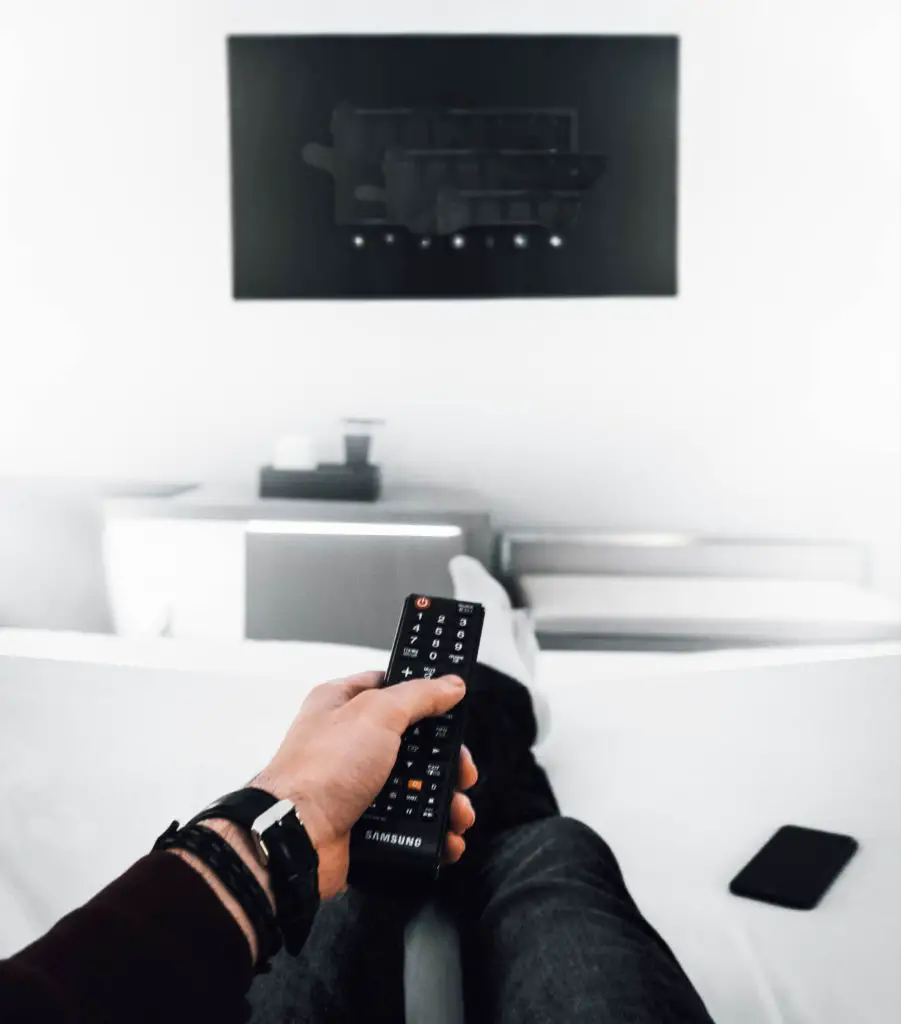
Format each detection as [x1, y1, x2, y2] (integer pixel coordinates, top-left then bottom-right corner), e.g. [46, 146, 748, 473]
[302, 671, 384, 714]
[338, 670, 386, 699]
[377, 674, 466, 733]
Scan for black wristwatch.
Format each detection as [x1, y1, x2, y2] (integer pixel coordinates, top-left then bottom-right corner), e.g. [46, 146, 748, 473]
[186, 787, 320, 955]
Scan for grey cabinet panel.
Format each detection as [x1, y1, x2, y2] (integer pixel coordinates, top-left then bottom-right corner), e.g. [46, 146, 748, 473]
[246, 533, 466, 649]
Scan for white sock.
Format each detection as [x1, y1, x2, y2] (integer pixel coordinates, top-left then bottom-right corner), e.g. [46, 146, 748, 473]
[448, 555, 529, 683]
[448, 555, 550, 743]
[511, 608, 540, 680]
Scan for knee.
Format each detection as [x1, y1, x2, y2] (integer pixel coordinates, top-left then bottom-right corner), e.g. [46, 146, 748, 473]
[508, 816, 623, 879]
[543, 815, 617, 858]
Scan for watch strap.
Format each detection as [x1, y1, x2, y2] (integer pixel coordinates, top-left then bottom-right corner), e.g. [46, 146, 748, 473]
[185, 787, 279, 834]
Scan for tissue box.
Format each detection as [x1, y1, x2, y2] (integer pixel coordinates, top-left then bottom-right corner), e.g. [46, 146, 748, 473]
[259, 464, 382, 502]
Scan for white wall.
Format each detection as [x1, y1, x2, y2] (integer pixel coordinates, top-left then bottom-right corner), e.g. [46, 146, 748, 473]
[1, 0, 899, 595]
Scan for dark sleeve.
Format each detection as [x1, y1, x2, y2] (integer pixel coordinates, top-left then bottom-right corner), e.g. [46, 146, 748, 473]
[0, 852, 256, 1024]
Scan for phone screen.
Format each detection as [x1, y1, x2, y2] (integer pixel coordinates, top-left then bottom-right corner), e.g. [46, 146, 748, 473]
[729, 825, 858, 910]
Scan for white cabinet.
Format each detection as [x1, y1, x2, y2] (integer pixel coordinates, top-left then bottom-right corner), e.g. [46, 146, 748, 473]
[104, 519, 245, 639]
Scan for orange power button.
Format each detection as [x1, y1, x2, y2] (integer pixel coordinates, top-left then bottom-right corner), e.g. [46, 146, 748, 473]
[414, 597, 431, 609]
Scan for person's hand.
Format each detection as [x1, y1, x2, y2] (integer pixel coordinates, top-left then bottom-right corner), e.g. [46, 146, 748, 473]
[251, 671, 478, 900]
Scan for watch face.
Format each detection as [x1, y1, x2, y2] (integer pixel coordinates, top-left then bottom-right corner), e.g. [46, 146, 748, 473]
[264, 816, 320, 873]
[228, 35, 679, 299]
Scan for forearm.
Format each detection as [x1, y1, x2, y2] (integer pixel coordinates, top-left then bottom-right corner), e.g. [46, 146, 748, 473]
[0, 852, 256, 1024]
[0, 807, 325, 1024]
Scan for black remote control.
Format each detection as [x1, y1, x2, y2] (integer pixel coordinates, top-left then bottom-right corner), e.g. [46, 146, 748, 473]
[349, 594, 484, 888]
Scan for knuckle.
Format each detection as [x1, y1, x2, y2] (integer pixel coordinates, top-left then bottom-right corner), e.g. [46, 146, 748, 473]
[426, 694, 447, 719]
[352, 689, 383, 713]
[334, 679, 358, 700]
[303, 682, 331, 705]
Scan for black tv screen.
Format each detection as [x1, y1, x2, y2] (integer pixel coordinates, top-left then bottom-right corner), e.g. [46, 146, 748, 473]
[228, 35, 679, 299]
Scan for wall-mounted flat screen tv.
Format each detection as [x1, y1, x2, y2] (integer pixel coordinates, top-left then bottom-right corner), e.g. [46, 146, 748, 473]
[228, 35, 678, 299]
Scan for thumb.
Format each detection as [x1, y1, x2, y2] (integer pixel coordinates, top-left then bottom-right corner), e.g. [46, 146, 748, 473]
[379, 674, 466, 733]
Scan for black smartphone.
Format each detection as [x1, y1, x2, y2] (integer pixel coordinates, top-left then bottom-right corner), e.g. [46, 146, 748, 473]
[729, 825, 859, 910]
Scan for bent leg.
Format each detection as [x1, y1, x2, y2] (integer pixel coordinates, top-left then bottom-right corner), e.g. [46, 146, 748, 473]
[449, 817, 714, 1024]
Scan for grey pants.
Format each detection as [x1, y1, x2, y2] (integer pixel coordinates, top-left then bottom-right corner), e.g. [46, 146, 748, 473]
[249, 666, 714, 1024]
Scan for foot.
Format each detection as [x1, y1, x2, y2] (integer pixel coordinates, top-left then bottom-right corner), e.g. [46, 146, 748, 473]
[448, 556, 551, 745]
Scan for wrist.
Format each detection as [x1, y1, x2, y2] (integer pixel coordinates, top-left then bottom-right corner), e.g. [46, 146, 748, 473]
[202, 818, 277, 912]
[250, 771, 337, 898]
[250, 772, 332, 853]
